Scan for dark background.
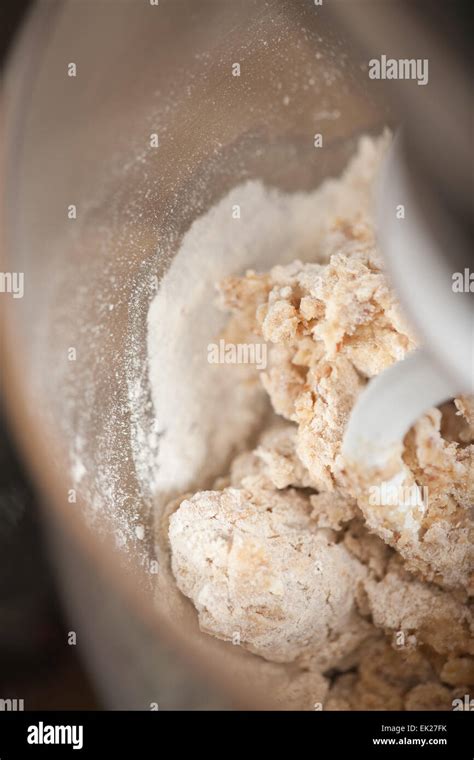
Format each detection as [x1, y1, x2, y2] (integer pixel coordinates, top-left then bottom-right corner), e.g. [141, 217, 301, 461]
[1, 0, 32, 67]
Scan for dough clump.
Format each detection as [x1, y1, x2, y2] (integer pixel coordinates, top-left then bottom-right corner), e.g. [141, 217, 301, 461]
[165, 134, 474, 709]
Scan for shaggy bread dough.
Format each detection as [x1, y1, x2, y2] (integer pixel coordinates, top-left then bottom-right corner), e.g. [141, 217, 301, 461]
[364, 558, 474, 657]
[165, 134, 474, 709]
[219, 248, 416, 491]
[169, 484, 370, 668]
[324, 639, 458, 711]
[216, 191, 473, 596]
[217, 248, 473, 594]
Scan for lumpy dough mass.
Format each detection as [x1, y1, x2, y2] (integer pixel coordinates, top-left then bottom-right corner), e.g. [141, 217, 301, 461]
[165, 134, 474, 709]
[169, 485, 369, 668]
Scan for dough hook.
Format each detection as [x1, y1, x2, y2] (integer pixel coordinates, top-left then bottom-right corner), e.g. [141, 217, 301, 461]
[342, 132, 473, 472]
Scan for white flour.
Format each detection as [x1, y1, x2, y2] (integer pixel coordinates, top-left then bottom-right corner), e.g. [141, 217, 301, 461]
[143, 136, 386, 514]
